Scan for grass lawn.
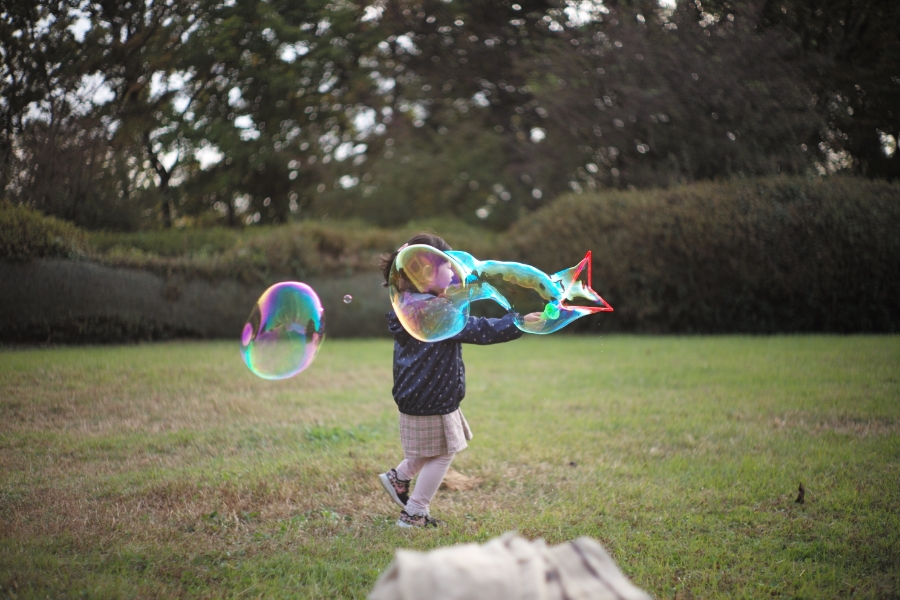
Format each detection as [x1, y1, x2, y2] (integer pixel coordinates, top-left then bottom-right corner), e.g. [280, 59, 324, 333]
[1, 335, 898, 598]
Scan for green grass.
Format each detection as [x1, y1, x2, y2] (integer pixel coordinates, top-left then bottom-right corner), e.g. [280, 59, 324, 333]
[1, 336, 898, 598]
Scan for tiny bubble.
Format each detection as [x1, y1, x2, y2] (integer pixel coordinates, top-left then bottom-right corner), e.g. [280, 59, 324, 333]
[343, 295, 353, 304]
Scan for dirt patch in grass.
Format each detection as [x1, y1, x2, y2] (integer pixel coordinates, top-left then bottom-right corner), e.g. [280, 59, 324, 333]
[440, 468, 483, 491]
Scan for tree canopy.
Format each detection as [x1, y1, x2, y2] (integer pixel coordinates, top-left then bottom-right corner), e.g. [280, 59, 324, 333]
[2, 0, 897, 230]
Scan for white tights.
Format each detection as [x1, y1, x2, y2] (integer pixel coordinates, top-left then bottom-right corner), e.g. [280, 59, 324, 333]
[395, 453, 456, 516]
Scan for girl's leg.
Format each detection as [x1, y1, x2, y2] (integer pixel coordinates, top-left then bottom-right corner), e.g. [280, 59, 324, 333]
[395, 457, 427, 482]
[405, 453, 455, 516]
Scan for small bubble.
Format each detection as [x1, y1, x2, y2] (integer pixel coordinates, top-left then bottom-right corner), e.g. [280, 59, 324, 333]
[343, 295, 353, 304]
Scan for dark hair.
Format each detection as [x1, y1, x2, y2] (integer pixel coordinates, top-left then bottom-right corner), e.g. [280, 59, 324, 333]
[380, 233, 451, 287]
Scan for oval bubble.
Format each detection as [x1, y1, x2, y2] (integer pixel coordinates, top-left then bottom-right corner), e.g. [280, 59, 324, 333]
[240, 281, 325, 380]
[343, 294, 353, 304]
[389, 245, 470, 342]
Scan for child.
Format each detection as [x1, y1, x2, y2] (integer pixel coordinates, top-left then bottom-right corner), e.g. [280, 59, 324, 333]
[377, 233, 538, 528]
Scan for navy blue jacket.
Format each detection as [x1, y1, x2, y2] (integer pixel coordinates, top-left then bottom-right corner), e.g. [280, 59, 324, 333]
[386, 310, 524, 416]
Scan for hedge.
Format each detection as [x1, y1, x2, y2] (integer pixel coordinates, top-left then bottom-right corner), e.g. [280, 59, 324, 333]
[0, 209, 500, 342]
[0, 201, 88, 262]
[503, 176, 900, 333]
[3, 176, 898, 340]
[0, 206, 501, 286]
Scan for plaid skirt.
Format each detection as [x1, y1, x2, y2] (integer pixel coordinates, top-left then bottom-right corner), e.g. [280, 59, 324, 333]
[399, 409, 473, 458]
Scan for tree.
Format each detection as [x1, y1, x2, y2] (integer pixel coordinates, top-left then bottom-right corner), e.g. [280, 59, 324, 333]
[5, 0, 381, 229]
[1, 3, 79, 203]
[76, 0, 230, 228]
[6, 0, 897, 232]
[323, 0, 830, 222]
[317, 0, 567, 228]
[760, 0, 900, 179]
[177, 0, 380, 226]
[506, 0, 826, 190]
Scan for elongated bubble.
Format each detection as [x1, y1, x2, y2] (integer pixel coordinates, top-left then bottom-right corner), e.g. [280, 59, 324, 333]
[240, 282, 325, 379]
[389, 245, 613, 342]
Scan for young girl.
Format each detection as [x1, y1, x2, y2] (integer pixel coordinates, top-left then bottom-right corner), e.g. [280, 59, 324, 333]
[377, 233, 538, 528]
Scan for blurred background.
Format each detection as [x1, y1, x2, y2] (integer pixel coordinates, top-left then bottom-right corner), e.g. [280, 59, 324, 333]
[2, 0, 899, 341]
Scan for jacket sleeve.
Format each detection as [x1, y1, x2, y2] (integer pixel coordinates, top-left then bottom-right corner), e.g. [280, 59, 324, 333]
[385, 311, 412, 346]
[449, 313, 524, 345]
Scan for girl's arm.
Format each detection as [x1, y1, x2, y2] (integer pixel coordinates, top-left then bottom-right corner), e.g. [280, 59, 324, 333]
[449, 313, 526, 345]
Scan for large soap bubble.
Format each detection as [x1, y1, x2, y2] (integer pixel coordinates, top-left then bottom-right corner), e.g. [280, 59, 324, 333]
[240, 282, 325, 380]
[389, 245, 613, 342]
[389, 244, 471, 343]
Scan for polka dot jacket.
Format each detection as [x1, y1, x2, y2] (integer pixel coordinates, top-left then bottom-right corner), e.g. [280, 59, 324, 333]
[386, 310, 524, 416]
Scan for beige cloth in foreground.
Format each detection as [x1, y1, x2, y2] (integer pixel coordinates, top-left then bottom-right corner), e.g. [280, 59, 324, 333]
[369, 532, 652, 600]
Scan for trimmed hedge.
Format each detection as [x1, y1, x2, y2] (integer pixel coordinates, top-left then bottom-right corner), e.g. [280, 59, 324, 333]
[0, 259, 389, 344]
[0, 210, 501, 342]
[1, 314, 200, 344]
[503, 176, 900, 333]
[0, 202, 88, 262]
[4, 177, 898, 340]
[84, 218, 500, 285]
[0, 206, 502, 286]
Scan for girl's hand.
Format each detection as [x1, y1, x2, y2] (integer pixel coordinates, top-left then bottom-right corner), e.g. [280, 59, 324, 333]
[523, 312, 543, 323]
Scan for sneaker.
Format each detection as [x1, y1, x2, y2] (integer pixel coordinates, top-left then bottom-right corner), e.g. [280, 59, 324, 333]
[378, 469, 410, 508]
[396, 510, 444, 529]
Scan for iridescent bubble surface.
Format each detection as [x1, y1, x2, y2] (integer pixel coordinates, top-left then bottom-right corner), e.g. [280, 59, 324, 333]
[240, 282, 325, 380]
[389, 245, 612, 342]
[343, 295, 353, 304]
[389, 245, 471, 342]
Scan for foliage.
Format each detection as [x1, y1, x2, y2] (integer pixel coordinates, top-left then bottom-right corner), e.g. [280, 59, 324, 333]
[9, 113, 145, 231]
[87, 227, 243, 258]
[1, 337, 898, 597]
[0, 201, 496, 287]
[0, 202, 87, 262]
[4, 176, 898, 336]
[87, 217, 497, 284]
[2, 0, 380, 229]
[321, 120, 522, 229]
[318, 0, 564, 227]
[759, 0, 900, 180]
[0, 2, 84, 202]
[4, 0, 898, 231]
[175, 0, 381, 227]
[519, 0, 825, 190]
[504, 176, 900, 333]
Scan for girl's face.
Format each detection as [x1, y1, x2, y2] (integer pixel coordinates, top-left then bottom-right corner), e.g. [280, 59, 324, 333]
[431, 260, 455, 293]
